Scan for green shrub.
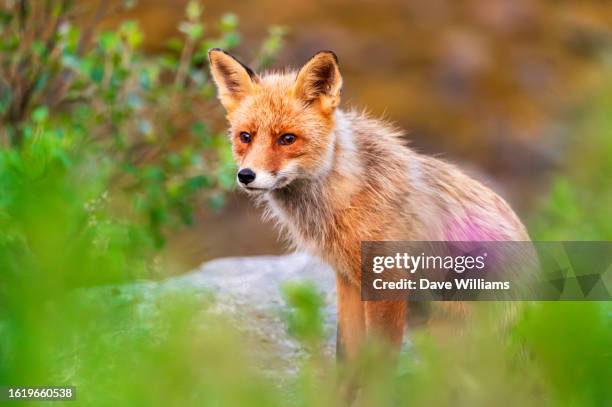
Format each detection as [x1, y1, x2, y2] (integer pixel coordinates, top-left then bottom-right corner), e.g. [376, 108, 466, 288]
[0, 3, 289, 404]
[0, 0, 285, 248]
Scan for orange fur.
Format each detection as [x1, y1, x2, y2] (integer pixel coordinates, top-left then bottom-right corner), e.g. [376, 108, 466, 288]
[209, 49, 530, 358]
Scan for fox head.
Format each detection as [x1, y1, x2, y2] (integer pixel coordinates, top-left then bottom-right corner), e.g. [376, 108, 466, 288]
[208, 49, 342, 193]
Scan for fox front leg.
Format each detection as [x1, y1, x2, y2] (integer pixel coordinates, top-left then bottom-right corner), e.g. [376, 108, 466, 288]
[364, 300, 406, 353]
[335, 274, 365, 360]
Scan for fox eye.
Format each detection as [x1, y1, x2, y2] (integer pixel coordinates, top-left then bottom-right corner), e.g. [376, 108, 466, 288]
[278, 133, 296, 145]
[239, 132, 252, 143]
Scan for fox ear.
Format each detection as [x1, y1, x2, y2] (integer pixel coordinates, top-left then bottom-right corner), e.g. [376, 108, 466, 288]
[208, 48, 259, 112]
[294, 51, 342, 113]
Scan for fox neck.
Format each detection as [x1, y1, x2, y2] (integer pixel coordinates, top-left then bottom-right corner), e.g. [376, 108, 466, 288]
[264, 109, 364, 251]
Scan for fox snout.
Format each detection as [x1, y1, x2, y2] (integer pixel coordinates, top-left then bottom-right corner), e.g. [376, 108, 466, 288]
[237, 168, 256, 185]
[236, 167, 281, 192]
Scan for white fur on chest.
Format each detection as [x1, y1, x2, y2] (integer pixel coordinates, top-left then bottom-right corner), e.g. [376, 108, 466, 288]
[264, 196, 321, 254]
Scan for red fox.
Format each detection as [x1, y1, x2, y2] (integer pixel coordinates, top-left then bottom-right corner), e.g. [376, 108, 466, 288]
[208, 49, 529, 359]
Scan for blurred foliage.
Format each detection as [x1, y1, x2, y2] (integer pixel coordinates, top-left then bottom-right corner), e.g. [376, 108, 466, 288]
[0, 0, 284, 248]
[119, 0, 612, 174]
[531, 83, 612, 240]
[281, 281, 326, 350]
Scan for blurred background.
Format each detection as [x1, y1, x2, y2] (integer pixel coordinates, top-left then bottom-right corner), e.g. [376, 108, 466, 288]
[1, 1, 611, 405]
[92, 0, 612, 269]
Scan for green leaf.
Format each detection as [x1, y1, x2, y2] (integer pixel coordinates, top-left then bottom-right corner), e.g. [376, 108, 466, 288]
[190, 121, 209, 138]
[120, 21, 143, 48]
[281, 281, 325, 347]
[184, 175, 209, 191]
[186, 1, 202, 20]
[32, 106, 49, 123]
[166, 37, 183, 52]
[188, 23, 204, 40]
[179, 22, 204, 40]
[220, 13, 238, 32]
[100, 31, 119, 52]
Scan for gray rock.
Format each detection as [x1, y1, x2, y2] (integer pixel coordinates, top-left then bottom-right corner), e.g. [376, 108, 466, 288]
[100, 254, 337, 377]
[161, 253, 337, 378]
[76, 253, 337, 378]
[173, 253, 338, 360]
[173, 253, 336, 315]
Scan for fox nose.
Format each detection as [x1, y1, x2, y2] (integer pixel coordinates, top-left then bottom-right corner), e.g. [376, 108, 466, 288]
[237, 168, 256, 185]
